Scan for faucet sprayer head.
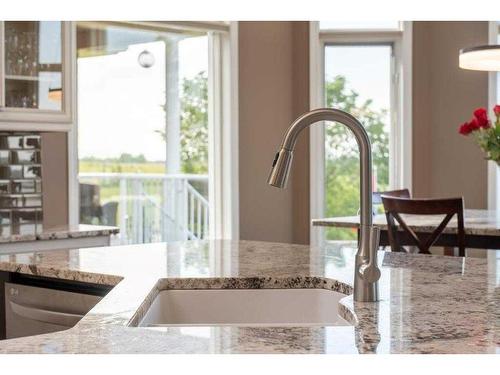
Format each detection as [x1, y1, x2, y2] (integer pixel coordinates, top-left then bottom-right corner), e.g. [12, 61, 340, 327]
[267, 148, 293, 188]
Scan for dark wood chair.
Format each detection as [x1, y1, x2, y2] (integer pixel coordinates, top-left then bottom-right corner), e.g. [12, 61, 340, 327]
[373, 188, 410, 206]
[371, 189, 410, 216]
[381, 196, 465, 256]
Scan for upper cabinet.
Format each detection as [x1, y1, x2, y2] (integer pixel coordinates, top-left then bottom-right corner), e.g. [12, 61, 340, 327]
[0, 21, 74, 131]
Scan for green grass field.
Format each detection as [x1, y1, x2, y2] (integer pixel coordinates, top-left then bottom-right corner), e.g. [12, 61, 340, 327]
[79, 161, 166, 174]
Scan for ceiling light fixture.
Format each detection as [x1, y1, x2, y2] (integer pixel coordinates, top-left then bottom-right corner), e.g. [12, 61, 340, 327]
[459, 45, 500, 71]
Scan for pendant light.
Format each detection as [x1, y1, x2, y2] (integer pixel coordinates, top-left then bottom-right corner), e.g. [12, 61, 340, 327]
[459, 45, 500, 71]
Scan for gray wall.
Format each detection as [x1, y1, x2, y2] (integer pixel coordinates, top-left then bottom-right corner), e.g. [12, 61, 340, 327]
[238, 21, 310, 243]
[238, 21, 295, 243]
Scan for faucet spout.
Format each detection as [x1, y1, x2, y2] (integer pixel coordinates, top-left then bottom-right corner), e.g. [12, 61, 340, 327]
[268, 108, 380, 302]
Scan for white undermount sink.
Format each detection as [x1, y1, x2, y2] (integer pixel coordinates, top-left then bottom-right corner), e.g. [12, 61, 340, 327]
[138, 288, 351, 327]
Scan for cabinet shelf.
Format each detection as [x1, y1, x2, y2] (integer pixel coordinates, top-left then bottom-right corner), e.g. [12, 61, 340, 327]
[5, 75, 51, 82]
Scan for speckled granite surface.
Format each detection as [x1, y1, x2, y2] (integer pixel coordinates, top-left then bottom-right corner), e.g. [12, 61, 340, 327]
[0, 224, 119, 243]
[313, 208, 500, 236]
[0, 240, 498, 354]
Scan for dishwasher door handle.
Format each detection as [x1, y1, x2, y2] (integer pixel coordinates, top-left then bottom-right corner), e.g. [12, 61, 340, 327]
[9, 300, 85, 327]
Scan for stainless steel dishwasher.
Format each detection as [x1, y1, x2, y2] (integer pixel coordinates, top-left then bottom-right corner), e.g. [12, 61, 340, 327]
[5, 282, 102, 339]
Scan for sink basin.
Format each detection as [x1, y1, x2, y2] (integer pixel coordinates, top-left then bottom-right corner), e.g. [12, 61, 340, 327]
[138, 288, 351, 327]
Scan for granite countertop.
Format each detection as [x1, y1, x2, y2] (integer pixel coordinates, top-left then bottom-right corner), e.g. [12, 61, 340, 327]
[0, 240, 498, 354]
[313, 209, 500, 236]
[0, 224, 119, 244]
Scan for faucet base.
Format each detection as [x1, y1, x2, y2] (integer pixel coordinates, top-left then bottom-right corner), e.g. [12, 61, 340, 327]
[353, 225, 381, 302]
[353, 280, 379, 302]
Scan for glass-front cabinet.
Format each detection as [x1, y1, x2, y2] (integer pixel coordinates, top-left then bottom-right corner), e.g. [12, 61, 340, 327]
[0, 21, 73, 130]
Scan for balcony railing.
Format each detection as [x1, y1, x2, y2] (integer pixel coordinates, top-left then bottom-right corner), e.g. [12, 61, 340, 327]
[78, 172, 209, 245]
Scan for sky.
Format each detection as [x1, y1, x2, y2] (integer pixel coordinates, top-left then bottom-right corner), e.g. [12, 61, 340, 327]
[78, 35, 208, 161]
[324, 45, 391, 117]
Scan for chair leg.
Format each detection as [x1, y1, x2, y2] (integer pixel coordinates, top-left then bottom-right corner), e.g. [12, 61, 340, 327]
[443, 247, 455, 256]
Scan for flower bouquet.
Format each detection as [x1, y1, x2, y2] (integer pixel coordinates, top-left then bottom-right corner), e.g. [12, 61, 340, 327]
[458, 105, 500, 164]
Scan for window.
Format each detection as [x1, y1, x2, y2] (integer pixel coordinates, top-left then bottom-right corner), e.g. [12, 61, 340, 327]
[310, 21, 411, 245]
[323, 44, 392, 240]
[71, 22, 237, 244]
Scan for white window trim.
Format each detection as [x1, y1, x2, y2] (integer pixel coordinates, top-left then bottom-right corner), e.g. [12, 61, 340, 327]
[208, 23, 240, 240]
[309, 21, 412, 246]
[68, 21, 239, 241]
[486, 22, 499, 269]
[68, 21, 78, 227]
[487, 21, 499, 210]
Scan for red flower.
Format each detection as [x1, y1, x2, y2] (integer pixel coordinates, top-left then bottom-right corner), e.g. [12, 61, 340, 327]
[469, 117, 481, 130]
[459, 122, 473, 135]
[458, 107, 496, 135]
[473, 107, 487, 118]
[494, 105, 500, 117]
[473, 107, 490, 128]
[458, 118, 484, 135]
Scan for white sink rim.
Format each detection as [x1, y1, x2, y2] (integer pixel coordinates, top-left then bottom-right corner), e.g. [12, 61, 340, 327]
[137, 288, 351, 328]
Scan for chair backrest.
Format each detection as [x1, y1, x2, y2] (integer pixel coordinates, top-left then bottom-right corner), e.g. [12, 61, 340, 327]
[373, 189, 410, 205]
[381, 196, 465, 256]
[372, 189, 410, 214]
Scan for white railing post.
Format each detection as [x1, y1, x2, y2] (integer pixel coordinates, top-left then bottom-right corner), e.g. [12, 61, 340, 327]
[189, 189, 195, 238]
[197, 199, 201, 238]
[162, 177, 169, 242]
[204, 204, 208, 238]
[174, 179, 182, 241]
[119, 177, 128, 244]
[131, 179, 143, 244]
[137, 179, 144, 243]
[172, 178, 180, 241]
[183, 179, 189, 240]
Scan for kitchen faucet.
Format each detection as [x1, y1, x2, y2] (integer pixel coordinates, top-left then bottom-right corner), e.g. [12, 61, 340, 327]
[267, 108, 381, 302]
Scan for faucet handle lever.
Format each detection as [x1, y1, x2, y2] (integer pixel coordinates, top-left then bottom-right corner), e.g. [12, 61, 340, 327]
[359, 226, 381, 283]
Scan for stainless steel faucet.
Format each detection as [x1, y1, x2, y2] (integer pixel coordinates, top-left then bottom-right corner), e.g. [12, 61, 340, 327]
[267, 108, 381, 302]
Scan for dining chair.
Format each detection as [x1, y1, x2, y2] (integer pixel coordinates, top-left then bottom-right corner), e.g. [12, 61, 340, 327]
[381, 196, 465, 257]
[372, 188, 410, 214]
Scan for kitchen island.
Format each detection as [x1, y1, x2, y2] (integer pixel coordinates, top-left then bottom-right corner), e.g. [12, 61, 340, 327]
[0, 240, 498, 354]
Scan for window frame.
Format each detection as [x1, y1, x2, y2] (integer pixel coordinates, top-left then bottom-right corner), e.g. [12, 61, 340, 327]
[486, 22, 500, 278]
[67, 21, 239, 241]
[309, 21, 412, 246]
[487, 21, 500, 211]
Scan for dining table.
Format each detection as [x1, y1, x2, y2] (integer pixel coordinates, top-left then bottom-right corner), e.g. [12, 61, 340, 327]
[312, 209, 500, 250]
